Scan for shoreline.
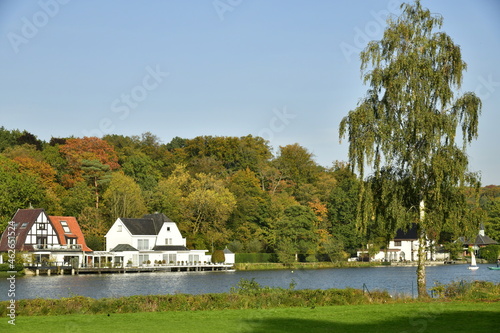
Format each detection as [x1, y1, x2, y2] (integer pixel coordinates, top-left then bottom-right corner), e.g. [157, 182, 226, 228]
[234, 260, 469, 271]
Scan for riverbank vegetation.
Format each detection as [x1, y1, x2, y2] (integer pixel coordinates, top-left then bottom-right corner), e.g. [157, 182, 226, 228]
[1, 279, 499, 317]
[1, 128, 499, 263]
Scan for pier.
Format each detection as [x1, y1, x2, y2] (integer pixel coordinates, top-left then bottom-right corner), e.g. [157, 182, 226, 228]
[25, 263, 234, 276]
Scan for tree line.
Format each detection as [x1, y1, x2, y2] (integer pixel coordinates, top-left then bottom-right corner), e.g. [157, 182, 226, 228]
[0, 127, 498, 261]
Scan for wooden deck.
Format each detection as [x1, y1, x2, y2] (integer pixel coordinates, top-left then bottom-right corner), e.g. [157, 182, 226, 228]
[25, 264, 234, 275]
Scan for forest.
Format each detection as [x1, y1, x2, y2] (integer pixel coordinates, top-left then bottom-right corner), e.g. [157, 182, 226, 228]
[1, 126, 499, 262]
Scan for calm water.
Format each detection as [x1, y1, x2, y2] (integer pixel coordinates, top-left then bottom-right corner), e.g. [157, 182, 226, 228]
[2, 264, 500, 300]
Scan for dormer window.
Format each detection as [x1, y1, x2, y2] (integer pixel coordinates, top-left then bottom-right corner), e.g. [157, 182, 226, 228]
[60, 221, 70, 233]
[20, 222, 28, 229]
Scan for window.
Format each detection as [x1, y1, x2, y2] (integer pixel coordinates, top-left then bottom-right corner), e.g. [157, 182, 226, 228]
[20, 222, 28, 229]
[60, 221, 70, 233]
[38, 223, 45, 230]
[117, 225, 122, 232]
[137, 239, 149, 250]
[139, 254, 149, 265]
[166, 227, 171, 231]
[165, 238, 172, 245]
[394, 241, 402, 247]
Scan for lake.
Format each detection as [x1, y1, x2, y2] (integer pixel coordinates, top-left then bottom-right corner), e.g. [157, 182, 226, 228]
[2, 263, 500, 301]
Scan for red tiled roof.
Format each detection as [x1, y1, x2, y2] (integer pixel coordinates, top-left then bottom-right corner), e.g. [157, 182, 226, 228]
[49, 216, 93, 252]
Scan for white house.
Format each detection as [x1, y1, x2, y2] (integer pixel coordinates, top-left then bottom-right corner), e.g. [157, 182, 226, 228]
[358, 225, 446, 262]
[105, 213, 213, 267]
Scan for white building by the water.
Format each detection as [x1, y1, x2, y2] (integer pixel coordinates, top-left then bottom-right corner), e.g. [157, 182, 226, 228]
[104, 213, 233, 267]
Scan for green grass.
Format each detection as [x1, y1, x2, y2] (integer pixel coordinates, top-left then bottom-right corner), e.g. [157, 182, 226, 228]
[2, 301, 499, 333]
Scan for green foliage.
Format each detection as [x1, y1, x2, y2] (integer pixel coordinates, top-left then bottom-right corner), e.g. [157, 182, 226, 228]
[430, 280, 500, 300]
[339, 0, 482, 296]
[211, 249, 226, 263]
[273, 205, 319, 264]
[235, 253, 275, 263]
[479, 245, 500, 263]
[442, 241, 464, 260]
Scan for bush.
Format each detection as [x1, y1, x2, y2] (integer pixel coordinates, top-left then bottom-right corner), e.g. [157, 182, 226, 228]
[211, 250, 225, 263]
[479, 245, 500, 263]
[235, 253, 275, 263]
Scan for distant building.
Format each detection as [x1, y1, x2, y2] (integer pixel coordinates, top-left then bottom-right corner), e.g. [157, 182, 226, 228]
[459, 223, 498, 255]
[357, 225, 444, 262]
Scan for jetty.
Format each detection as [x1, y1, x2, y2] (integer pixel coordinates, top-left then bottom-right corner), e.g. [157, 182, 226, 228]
[25, 263, 234, 276]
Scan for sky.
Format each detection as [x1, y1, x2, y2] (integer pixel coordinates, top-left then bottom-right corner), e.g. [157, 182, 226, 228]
[1, 0, 499, 185]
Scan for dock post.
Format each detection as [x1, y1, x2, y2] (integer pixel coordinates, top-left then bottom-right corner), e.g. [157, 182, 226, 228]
[36, 269, 39, 276]
[47, 269, 51, 276]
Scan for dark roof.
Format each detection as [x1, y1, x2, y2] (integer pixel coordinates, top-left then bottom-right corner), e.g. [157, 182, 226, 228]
[111, 244, 138, 252]
[120, 213, 174, 236]
[0, 208, 46, 251]
[143, 213, 173, 232]
[474, 234, 498, 245]
[152, 245, 189, 251]
[394, 224, 418, 240]
[120, 218, 157, 235]
[460, 234, 498, 246]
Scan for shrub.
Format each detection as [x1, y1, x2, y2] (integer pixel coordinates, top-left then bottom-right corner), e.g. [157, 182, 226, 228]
[211, 250, 225, 263]
[479, 244, 500, 263]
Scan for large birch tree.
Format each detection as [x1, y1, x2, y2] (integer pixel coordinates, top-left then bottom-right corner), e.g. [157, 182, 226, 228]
[339, 1, 482, 297]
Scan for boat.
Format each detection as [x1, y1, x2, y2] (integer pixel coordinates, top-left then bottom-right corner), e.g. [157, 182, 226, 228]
[488, 266, 500, 270]
[468, 251, 479, 270]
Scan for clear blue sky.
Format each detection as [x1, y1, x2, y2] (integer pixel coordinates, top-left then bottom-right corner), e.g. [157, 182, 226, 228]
[1, 0, 499, 184]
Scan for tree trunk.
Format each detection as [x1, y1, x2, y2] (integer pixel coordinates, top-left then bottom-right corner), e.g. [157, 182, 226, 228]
[416, 200, 428, 298]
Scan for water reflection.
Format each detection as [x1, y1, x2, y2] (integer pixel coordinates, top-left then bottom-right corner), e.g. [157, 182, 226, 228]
[2, 264, 499, 300]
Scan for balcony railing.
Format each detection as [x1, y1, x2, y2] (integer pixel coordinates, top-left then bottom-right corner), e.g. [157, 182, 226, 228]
[33, 244, 82, 250]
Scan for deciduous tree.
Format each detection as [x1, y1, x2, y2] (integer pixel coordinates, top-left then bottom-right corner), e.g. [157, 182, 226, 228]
[339, 1, 482, 297]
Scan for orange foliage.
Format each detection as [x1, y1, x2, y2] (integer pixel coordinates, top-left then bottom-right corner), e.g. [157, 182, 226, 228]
[59, 137, 119, 170]
[308, 198, 328, 225]
[13, 156, 57, 188]
[59, 137, 119, 187]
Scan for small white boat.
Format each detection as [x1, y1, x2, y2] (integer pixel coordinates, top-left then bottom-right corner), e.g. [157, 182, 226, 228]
[468, 251, 479, 271]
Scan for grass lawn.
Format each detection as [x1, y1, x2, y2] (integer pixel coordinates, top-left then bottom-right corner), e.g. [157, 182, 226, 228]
[2, 301, 499, 333]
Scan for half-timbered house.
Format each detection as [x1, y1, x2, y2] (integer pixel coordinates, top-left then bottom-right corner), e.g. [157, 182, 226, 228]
[0, 208, 92, 267]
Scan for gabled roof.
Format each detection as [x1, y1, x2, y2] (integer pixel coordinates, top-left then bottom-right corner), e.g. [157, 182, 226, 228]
[120, 218, 158, 235]
[460, 234, 498, 246]
[49, 216, 93, 252]
[394, 224, 418, 240]
[152, 245, 189, 251]
[120, 213, 175, 236]
[474, 234, 498, 246]
[0, 208, 47, 251]
[223, 247, 234, 254]
[111, 244, 138, 252]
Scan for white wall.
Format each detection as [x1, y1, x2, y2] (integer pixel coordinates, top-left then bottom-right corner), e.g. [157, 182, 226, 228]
[156, 222, 186, 246]
[105, 218, 133, 251]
